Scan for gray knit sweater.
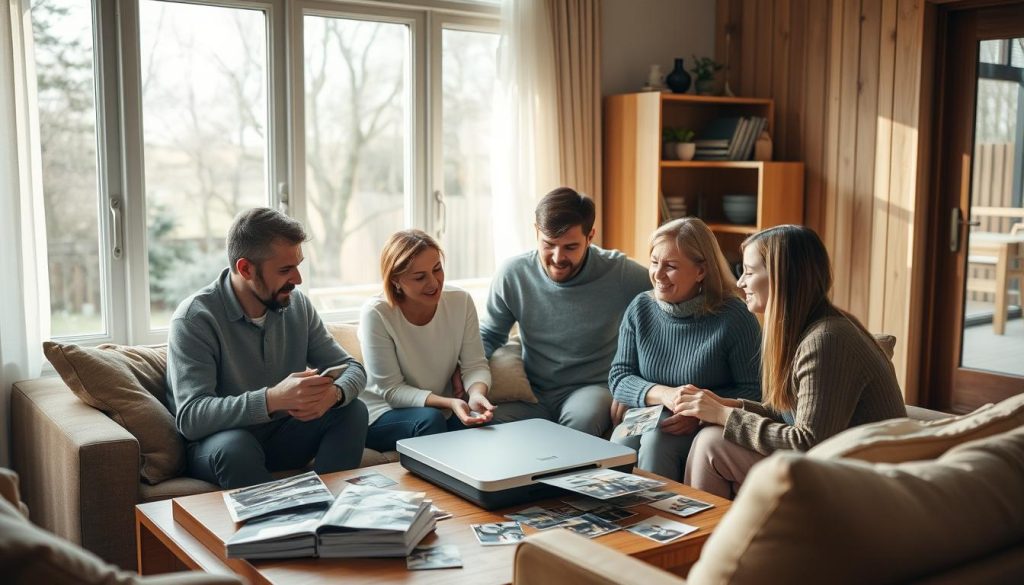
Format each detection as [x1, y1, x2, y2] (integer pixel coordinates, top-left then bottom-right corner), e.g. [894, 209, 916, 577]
[726, 315, 907, 455]
[609, 293, 762, 408]
[480, 245, 651, 393]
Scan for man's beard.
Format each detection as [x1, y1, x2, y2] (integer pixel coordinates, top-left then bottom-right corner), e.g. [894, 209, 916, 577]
[254, 269, 295, 311]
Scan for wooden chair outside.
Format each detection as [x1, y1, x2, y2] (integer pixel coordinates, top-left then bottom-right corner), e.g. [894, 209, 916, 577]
[967, 206, 1024, 335]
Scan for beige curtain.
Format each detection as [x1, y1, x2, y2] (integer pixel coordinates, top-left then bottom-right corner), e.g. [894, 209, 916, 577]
[548, 0, 603, 236]
[495, 0, 603, 258]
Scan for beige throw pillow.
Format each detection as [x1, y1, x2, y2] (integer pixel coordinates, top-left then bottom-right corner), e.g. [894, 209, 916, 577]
[488, 340, 538, 404]
[688, 426, 1024, 585]
[808, 393, 1024, 463]
[326, 323, 363, 362]
[42, 342, 183, 484]
[873, 333, 896, 359]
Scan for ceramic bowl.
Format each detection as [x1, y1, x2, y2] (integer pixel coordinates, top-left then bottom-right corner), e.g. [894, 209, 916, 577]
[722, 194, 757, 224]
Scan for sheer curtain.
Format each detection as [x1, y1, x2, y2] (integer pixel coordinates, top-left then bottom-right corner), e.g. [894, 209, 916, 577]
[494, 0, 602, 258]
[493, 0, 562, 260]
[549, 0, 603, 237]
[1, 0, 48, 467]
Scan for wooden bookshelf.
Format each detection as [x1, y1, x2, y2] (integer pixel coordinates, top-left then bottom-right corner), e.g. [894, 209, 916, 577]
[603, 92, 804, 264]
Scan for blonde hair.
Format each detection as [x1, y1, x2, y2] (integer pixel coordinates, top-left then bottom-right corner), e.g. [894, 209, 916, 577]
[742, 225, 881, 412]
[650, 217, 741, 313]
[380, 229, 444, 306]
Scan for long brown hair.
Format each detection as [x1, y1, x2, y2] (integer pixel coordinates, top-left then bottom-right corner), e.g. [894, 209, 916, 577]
[651, 217, 741, 313]
[380, 229, 444, 306]
[742, 225, 883, 412]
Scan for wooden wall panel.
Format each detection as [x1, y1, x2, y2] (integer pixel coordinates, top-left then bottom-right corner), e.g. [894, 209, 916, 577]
[716, 0, 927, 396]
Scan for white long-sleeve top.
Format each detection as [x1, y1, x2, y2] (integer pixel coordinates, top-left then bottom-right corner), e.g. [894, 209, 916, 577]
[358, 285, 492, 425]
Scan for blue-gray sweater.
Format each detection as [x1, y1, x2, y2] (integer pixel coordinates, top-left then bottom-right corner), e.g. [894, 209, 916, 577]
[166, 268, 366, 441]
[480, 245, 652, 393]
[609, 293, 762, 407]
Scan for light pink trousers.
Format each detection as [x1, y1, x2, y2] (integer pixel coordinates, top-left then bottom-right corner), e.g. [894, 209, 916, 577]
[683, 425, 766, 499]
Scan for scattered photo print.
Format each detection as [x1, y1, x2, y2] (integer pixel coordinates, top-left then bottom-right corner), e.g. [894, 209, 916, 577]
[627, 517, 698, 543]
[471, 521, 525, 546]
[428, 503, 452, 521]
[558, 513, 622, 539]
[650, 495, 714, 518]
[345, 471, 397, 488]
[587, 505, 637, 522]
[504, 506, 573, 530]
[407, 544, 463, 570]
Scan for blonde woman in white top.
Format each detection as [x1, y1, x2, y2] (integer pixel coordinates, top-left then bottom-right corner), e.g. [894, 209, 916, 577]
[359, 230, 494, 451]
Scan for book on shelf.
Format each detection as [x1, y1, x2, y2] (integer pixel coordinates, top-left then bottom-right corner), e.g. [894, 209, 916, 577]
[694, 116, 742, 149]
[225, 483, 436, 559]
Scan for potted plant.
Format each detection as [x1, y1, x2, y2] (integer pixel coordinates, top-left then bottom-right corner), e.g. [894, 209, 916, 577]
[662, 127, 696, 161]
[690, 56, 724, 95]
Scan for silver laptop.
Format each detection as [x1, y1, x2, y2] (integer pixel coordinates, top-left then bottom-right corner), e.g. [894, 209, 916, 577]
[396, 419, 637, 509]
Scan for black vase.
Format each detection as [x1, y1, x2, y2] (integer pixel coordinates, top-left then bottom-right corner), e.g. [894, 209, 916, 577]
[665, 58, 692, 94]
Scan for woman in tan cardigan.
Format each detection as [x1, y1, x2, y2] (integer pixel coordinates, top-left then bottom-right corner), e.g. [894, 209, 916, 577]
[678, 225, 906, 499]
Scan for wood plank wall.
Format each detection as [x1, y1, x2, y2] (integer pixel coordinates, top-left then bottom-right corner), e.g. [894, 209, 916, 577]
[715, 0, 928, 398]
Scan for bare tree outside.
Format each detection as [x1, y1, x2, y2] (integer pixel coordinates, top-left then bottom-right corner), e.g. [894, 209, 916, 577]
[31, 0, 104, 336]
[441, 28, 499, 280]
[138, 1, 269, 327]
[302, 15, 407, 312]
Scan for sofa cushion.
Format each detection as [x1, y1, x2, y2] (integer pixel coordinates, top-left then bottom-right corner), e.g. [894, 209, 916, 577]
[42, 341, 183, 484]
[0, 494, 242, 584]
[873, 333, 896, 359]
[326, 323, 363, 362]
[688, 425, 1024, 585]
[808, 393, 1024, 463]
[488, 340, 538, 404]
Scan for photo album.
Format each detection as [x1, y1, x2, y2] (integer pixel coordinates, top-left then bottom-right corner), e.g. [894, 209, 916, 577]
[225, 481, 436, 559]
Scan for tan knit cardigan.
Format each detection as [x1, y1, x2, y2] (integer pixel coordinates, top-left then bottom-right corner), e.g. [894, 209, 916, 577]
[725, 315, 907, 455]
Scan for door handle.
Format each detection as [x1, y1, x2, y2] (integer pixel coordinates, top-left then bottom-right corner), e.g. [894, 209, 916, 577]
[949, 208, 981, 252]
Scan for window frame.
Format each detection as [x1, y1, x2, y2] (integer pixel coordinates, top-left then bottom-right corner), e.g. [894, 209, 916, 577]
[31, 0, 499, 346]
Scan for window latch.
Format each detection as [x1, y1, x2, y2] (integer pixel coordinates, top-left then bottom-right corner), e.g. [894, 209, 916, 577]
[109, 196, 123, 259]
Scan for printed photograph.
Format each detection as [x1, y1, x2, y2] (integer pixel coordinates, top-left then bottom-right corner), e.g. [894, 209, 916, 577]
[471, 521, 526, 546]
[605, 489, 675, 508]
[626, 518, 698, 543]
[650, 495, 714, 518]
[406, 544, 463, 570]
[588, 505, 637, 522]
[504, 506, 576, 530]
[345, 471, 398, 488]
[429, 503, 452, 521]
[617, 405, 663, 438]
[223, 471, 334, 523]
[558, 513, 622, 539]
[540, 469, 664, 500]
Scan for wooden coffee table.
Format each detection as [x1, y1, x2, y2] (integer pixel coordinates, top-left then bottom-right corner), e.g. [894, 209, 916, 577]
[136, 463, 730, 584]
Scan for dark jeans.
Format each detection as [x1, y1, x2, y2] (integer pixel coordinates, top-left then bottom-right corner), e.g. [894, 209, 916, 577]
[365, 407, 468, 452]
[186, 399, 369, 489]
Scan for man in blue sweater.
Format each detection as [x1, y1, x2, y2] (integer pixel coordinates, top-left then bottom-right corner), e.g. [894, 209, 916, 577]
[480, 188, 652, 436]
[167, 208, 368, 489]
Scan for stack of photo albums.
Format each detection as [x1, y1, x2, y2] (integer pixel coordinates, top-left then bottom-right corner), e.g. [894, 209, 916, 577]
[223, 471, 436, 559]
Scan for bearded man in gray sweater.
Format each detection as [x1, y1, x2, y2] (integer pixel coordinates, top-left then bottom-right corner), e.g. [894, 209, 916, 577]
[167, 208, 368, 488]
[480, 188, 652, 437]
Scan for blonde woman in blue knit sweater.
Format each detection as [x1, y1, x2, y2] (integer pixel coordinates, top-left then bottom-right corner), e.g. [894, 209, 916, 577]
[609, 218, 762, 481]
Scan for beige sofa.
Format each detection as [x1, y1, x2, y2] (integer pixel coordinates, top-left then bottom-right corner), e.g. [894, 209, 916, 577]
[10, 322, 535, 572]
[9, 323, 398, 571]
[514, 395, 1024, 585]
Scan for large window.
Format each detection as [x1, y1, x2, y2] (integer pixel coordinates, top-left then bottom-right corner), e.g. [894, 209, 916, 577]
[27, 0, 499, 345]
